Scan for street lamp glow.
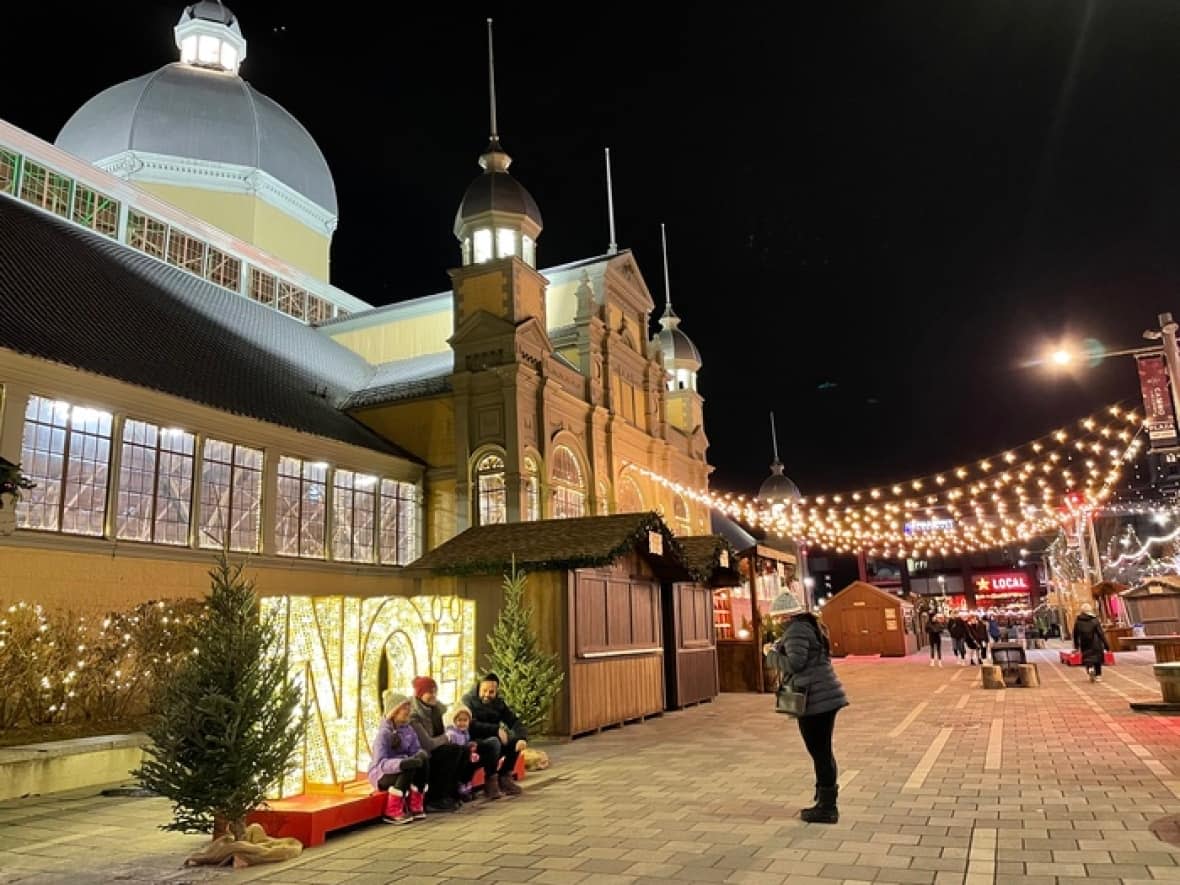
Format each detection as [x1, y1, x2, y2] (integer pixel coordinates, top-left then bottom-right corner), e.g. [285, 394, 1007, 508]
[1050, 348, 1073, 366]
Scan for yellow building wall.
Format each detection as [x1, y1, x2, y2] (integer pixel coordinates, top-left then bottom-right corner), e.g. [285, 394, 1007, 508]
[328, 312, 453, 364]
[137, 183, 330, 281]
[353, 397, 454, 467]
[0, 545, 417, 617]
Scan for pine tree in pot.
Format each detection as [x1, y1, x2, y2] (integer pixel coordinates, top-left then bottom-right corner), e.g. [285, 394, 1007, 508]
[133, 555, 304, 840]
[0, 456, 34, 537]
[485, 558, 564, 733]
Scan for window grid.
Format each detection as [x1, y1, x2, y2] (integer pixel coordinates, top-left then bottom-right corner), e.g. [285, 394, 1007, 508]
[276, 456, 326, 558]
[116, 420, 195, 545]
[248, 267, 276, 306]
[0, 149, 17, 195]
[332, 470, 376, 562]
[277, 282, 307, 321]
[71, 185, 119, 237]
[205, 247, 242, 291]
[199, 439, 263, 552]
[127, 211, 167, 258]
[166, 229, 207, 275]
[379, 480, 420, 565]
[307, 295, 333, 324]
[523, 456, 540, 522]
[19, 161, 71, 217]
[551, 446, 585, 519]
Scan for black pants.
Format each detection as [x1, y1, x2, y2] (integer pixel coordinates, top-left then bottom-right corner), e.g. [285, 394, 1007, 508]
[1090, 659, 1103, 676]
[928, 636, 942, 658]
[476, 735, 520, 779]
[376, 759, 430, 794]
[426, 743, 464, 801]
[797, 709, 839, 789]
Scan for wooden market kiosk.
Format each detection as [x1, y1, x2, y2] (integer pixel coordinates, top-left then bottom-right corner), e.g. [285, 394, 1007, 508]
[823, 580, 919, 657]
[405, 512, 726, 736]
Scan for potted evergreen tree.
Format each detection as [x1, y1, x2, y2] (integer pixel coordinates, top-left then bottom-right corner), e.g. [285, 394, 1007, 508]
[0, 457, 34, 536]
[133, 555, 304, 840]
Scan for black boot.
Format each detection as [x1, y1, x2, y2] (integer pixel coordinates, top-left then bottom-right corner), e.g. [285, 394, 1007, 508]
[801, 785, 839, 824]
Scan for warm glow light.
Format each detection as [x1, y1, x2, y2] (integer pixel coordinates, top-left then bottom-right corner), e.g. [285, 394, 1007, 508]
[1050, 348, 1073, 366]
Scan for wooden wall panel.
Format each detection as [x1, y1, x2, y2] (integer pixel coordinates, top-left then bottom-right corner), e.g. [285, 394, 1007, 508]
[570, 654, 664, 735]
[676, 646, 719, 706]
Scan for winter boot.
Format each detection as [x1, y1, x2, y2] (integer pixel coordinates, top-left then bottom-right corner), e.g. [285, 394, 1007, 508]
[482, 773, 503, 800]
[800, 785, 839, 824]
[457, 781, 473, 802]
[929, 659, 935, 667]
[382, 790, 412, 825]
[409, 786, 427, 820]
[499, 772, 522, 797]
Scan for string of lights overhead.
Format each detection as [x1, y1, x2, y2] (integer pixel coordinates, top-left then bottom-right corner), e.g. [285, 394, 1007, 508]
[636, 405, 1148, 557]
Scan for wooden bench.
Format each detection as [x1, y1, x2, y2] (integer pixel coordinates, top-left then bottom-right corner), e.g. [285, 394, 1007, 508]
[246, 754, 527, 847]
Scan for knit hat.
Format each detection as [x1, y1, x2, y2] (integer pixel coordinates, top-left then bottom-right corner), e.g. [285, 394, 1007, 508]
[382, 689, 411, 719]
[412, 675, 437, 698]
[444, 703, 473, 728]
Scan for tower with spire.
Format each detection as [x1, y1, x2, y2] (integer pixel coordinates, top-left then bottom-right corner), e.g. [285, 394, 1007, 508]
[655, 224, 704, 436]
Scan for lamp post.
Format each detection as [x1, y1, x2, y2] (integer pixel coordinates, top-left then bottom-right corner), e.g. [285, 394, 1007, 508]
[936, 573, 947, 613]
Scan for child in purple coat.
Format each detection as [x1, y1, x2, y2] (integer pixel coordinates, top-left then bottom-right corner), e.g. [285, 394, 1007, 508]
[368, 690, 430, 824]
[444, 703, 480, 802]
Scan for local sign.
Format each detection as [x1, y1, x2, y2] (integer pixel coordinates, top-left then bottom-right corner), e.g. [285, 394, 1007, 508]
[975, 573, 1030, 592]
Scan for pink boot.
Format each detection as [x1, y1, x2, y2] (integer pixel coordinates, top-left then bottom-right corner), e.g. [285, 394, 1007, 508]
[383, 790, 412, 825]
[409, 787, 427, 820]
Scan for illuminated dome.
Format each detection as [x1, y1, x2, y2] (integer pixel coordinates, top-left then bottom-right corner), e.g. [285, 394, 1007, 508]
[54, 3, 338, 217]
[759, 459, 801, 502]
[454, 139, 543, 268]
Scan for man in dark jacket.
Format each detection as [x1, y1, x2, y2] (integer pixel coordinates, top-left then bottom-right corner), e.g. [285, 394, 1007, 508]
[947, 612, 968, 665]
[461, 673, 528, 800]
[1072, 603, 1109, 683]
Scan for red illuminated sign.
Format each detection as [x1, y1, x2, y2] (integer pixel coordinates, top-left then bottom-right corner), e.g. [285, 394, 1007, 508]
[972, 571, 1033, 609]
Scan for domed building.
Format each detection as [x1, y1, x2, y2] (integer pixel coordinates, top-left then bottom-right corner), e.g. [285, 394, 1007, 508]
[654, 226, 706, 451]
[55, 1, 337, 279]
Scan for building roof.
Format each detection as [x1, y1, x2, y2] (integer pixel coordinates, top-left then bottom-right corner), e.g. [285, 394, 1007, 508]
[710, 510, 757, 551]
[342, 351, 454, 409]
[55, 63, 338, 214]
[677, 535, 741, 587]
[0, 195, 416, 462]
[405, 511, 700, 581]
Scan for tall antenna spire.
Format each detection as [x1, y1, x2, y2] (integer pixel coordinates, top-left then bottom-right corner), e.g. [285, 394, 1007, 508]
[486, 18, 499, 144]
[660, 222, 676, 320]
[769, 412, 786, 475]
[605, 148, 618, 255]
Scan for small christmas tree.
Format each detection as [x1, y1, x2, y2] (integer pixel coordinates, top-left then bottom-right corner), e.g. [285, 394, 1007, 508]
[134, 555, 303, 839]
[485, 558, 563, 733]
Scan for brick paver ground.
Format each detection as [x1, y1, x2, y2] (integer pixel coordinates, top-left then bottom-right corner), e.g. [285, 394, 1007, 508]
[2, 643, 1179, 884]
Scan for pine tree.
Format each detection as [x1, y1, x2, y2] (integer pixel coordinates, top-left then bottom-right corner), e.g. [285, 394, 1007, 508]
[133, 555, 303, 839]
[485, 559, 564, 733]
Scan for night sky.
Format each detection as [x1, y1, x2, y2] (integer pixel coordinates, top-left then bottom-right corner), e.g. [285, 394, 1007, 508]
[8, 1, 1180, 500]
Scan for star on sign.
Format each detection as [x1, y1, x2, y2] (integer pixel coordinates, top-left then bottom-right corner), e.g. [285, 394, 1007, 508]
[976, 577, 991, 591]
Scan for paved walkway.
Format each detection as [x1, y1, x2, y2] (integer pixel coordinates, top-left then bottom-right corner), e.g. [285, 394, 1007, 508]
[2, 644, 1179, 884]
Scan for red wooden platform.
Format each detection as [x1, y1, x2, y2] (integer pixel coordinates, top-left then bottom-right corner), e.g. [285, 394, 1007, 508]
[1059, 650, 1116, 666]
[247, 755, 527, 847]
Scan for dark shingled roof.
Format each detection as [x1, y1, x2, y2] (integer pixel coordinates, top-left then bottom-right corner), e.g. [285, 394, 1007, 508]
[405, 511, 701, 581]
[0, 195, 417, 462]
[677, 535, 742, 587]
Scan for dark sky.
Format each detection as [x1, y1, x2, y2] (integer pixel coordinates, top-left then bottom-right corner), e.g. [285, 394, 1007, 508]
[9, 1, 1180, 498]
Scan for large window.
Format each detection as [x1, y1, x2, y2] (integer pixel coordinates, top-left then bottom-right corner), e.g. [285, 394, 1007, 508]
[523, 456, 540, 522]
[0, 149, 17, 195]
[551, 445, 585, 519]
[249, 267, 276, 306]
[17, 395, 112, 535]
[332, 470, 377, 563]
[276, 456, 327, 558]
[127, 211, 167, 258]
[379, 479, 421, 565]
[673, 493, 690, 535]
[199, 439, 263, 552]
[115, 420, 195, 545]
[205, 247, 242, 291]
[277, 282, 307, 321]
[472, 228, 493, 264]
[475, 453, 506, 525]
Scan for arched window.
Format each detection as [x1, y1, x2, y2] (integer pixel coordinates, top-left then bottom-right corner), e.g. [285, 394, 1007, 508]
[673, 493, 690, 535]
[523, 456, 540, 522]
[618, 474, 644, 513]
[474, 453, 506, 525]
[551, 445, 585, 519]
[597, 482, 610, 515]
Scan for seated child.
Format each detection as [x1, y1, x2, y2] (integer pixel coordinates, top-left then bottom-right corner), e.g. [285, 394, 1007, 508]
[367, 690, 431, 824]
[444, 703, 480, 802]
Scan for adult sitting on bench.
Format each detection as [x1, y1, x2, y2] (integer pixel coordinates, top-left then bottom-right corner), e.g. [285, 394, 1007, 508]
[462, 673, 527, 800]
[408, 676, 463, 812]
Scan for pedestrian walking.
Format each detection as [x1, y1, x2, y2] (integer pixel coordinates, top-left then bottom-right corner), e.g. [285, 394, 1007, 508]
[764, 598, 849, 824]
[926, 613, 945, 667]
[948, 611, 969, 664]
[1072, 603, 1109, 683]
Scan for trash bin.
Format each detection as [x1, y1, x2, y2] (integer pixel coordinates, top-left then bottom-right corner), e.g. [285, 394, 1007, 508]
[990, 641, 1027, 684]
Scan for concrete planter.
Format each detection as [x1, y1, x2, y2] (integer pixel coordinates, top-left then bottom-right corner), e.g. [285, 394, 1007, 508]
[0, 734, 150, 801]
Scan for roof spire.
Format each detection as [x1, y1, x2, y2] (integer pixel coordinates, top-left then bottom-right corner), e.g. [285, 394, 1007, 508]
[769, 412, 785, 475]
[659, 222, 679, 327]
[486, 18, 499, 145]
[605, 147, 618, 256]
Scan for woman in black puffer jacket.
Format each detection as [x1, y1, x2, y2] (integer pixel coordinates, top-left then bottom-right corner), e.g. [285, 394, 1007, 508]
[766, 607, 849, 823]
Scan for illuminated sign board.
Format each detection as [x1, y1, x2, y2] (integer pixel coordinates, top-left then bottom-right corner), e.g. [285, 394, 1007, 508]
[903, 518, 955, 536]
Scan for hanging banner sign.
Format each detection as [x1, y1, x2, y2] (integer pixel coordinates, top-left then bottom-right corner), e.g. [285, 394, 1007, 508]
[1136, 354, 1180, 450]
[904, 518, 955, 536]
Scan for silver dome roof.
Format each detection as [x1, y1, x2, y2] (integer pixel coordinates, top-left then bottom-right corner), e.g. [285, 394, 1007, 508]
[56, 63, 337, 214]
[759, 460, 801, 501]
[454, 140, 542, 234]
[656, 324, 702, 366]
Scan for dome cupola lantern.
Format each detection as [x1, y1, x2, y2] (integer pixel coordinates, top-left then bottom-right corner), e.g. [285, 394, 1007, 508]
[454, 19, 543, 269]
[655, 224, 702, 391]
[175, 1, 247, 74]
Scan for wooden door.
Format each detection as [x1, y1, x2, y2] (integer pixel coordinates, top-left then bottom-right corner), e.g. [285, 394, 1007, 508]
[842, 609, 872, 655]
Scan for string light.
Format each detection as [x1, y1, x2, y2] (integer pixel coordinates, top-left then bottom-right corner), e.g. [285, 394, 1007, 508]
[635, 404, 1145, 556]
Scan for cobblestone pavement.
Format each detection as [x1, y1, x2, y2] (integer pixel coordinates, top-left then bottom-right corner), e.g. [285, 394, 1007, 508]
[2, 643, 1179, 885]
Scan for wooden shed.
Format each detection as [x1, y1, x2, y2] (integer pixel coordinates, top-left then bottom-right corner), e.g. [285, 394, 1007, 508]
[823, 580, 918, 658]
[1121, 576, 1180, 636]
[406, 512, 722, 737]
